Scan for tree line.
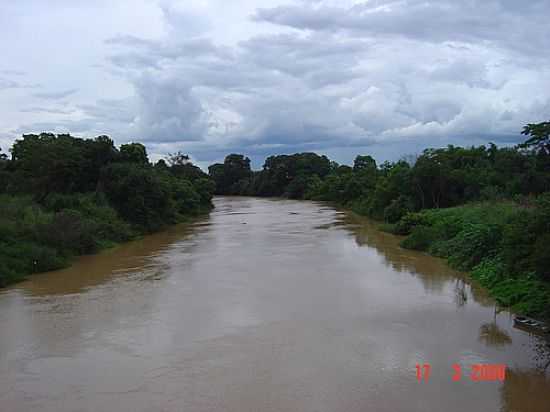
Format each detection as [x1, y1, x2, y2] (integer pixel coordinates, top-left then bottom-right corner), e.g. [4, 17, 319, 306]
[0, 133, 215, 286]
[208, 121, 550, 317]
[2, 123, 549, 317]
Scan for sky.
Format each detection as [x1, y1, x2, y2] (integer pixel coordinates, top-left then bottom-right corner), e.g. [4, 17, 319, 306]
[1, 0, 549, 168]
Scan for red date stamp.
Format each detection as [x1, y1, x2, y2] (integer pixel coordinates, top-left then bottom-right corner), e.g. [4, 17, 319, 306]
[416, 363, 506, 382]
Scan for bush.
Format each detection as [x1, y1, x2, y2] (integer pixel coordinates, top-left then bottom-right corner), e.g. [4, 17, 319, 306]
[383, 195, 414, 223]
[445, 223, 501, 271]
[471, 258, 507, 288]
[0, 193, 133, 287]
[393, 212, 425, 235]
[0, 240, 67, 286]
[500, 210, 537, 275]
[400, 225, 439, 251]
[489, 277, 550, 317]
[349, 197, 373, 217]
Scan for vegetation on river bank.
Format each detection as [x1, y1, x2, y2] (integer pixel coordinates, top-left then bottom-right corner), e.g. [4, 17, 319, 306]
[2, 122, 549, 318]
[388, 200, 550, 317]
[0, 134, 215, 287]
[207, 121, 550, 318]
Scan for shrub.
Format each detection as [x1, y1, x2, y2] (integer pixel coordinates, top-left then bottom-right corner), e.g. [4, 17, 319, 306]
[350, 197, 374, 217]
[471, 258, 507, 288]
[393, 212, 425, 235]
[489, 277, 550, 317]
[445, 223, 501, 271]
[383, 195, 414, 223]
[500, 210, 537, 275]
[400, 225, 439, 251]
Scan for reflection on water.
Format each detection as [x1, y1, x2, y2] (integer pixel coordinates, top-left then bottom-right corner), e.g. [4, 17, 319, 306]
[479, 322, 512, 348]
[0, 197, 548, 412]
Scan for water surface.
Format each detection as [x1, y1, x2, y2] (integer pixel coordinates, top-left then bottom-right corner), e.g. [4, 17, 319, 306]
[1, 197, 549, 411]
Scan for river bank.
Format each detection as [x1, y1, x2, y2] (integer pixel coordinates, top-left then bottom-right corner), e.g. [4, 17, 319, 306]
[0, 193, 213, 288]
[0, 134, 216, 288]
[376, 200, 550, 320]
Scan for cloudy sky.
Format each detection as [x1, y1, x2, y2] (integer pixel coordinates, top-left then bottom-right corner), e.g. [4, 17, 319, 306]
[1, 0, 549, 167]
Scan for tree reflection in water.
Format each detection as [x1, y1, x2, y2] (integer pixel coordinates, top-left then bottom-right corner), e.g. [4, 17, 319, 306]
[478, 322, 512, 348]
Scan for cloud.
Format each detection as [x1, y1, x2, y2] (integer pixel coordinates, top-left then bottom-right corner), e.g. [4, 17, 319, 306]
[0, 69, 26, 76]
[0, 77, 39, 90]
[33, 88, 78, 100]
[3, 0, 550, 166]
[14, 118, 99, 135]
[253, 1, 550, 57]
[20, 107, 75, 115]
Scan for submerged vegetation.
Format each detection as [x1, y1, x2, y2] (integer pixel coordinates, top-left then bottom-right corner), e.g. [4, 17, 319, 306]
[0, 133, 215, 287]
[207, 121, 550, 318]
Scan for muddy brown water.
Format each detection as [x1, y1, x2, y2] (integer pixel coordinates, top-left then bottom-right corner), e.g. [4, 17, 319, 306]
[1, 197, 549, 412]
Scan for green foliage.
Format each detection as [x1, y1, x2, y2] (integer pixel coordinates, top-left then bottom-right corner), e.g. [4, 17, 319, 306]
[383, 195, 414, 223]
[400, 226, 439, 251]
[393, 212, 425, 235]
[0, 193, 136, 286]
[0, 133, 215, 287]
[193, 178, 216, 205]
[120, 143, 149, 164]
[520, 121, 550, 155]
[10, 133, 119, 197]
[472, 258, 550, 317]
[166, 152, 209, 181]
[100, 163, 176, 231]
[3, 121, 550, 320]
[209, 152, 331, 198]
[395, 200, 550, 317]
[445, 223, 501, 270]
[470, 258, 507, 288]
[208, 154, 252, 195]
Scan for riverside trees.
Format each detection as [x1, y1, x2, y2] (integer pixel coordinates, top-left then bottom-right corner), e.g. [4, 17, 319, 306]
[207, 121, 550, 318]
[0, 133, 215, 287]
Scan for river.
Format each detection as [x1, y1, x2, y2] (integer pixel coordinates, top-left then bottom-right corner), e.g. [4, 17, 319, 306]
[0, 197, 549, 411]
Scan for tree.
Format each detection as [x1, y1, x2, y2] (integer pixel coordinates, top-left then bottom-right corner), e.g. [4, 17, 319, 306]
[120, 143, 149, 164]
[11, 133, 87, 197]
[208, 154, 252, 195]
[100, 163, 175, 231]
[353, 155, 377, 174]
[0, 147, 9, 194]
[521, 121, 550, 155]
[166, 151, 190, 166]
[166, 152, 208, 181]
